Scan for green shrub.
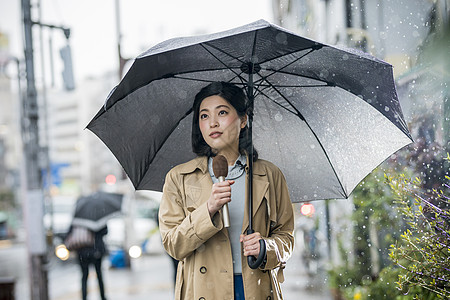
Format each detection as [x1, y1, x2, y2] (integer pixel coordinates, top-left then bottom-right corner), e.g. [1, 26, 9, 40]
[386, 159, 450, 299]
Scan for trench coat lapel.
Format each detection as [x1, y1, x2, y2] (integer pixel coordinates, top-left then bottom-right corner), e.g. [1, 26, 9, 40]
[179, 156, 213, 207]
[179, 156, 232, 238]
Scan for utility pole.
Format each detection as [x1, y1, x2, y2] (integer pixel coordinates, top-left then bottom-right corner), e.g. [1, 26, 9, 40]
[115, 0, 130, 79]
[21, 0, 49, 299]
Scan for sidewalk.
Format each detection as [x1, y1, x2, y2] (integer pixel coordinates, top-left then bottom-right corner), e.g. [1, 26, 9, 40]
[283, 250, 333, 300]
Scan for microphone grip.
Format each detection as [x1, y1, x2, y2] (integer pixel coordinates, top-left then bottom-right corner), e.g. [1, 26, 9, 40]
[218, 176, 230, 228]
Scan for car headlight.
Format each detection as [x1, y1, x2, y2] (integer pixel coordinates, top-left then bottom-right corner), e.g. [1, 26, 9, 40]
[55, 244, 70, 261]
[128, 245, 142, 259]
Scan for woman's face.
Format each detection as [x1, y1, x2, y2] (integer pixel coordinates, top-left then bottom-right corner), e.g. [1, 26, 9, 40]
[199, 95, 247, 158]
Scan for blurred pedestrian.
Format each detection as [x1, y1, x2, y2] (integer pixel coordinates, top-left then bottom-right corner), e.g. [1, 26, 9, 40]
[66, 225, 108, 300]
[159, 82, 294, 300]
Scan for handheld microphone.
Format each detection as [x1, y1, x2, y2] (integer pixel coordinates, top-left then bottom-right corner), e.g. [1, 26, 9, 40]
[212, 155, 230, 228]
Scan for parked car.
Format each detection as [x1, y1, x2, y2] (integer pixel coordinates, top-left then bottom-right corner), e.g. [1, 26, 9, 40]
[43, 195, 76, 244]
[105, 190, 162, 263]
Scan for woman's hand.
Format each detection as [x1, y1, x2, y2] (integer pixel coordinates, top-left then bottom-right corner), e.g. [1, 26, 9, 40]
[207, 180, 235, 218]
[240, 232, 262, 257]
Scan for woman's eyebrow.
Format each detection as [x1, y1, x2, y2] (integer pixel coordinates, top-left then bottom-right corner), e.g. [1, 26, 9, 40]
[215, 104, 230, 110]
[200, 104, 230, 113]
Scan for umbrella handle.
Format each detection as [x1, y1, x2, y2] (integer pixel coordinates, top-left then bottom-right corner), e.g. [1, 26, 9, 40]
[247, 229, 266, 269]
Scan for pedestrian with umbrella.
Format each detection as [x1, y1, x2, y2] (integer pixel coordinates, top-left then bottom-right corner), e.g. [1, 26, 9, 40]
[66, 225, 108, 300]
[87, 20, 413, 299]
[159, 81, 294, 299]
[65, 191, 122, 300]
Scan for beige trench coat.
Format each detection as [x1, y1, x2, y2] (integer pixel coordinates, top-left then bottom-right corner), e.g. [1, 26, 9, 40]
[159, 156, 294, 300]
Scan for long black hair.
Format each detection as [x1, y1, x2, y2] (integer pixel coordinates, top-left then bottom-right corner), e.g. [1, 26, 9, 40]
[191, 81, 258, 161]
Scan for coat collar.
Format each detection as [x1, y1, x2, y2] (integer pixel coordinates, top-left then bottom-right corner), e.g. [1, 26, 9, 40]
[178, 156, 209, 175]
[178, 155, 267, 176]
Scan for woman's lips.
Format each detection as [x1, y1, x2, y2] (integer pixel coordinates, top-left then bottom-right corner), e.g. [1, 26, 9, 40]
[209, 131, 222, 138]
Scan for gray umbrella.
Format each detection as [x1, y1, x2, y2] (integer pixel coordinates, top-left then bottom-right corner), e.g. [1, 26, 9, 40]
[87, 19, 413, 266]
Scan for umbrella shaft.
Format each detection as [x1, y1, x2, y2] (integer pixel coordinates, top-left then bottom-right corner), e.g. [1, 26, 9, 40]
[247, 73, 254, 232]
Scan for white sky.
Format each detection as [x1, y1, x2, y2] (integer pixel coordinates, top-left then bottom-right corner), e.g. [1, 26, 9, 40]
[0, 0, 274, 82]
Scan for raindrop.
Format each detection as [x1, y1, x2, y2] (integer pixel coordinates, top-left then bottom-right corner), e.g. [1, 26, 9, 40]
[342, 54, 349, 61]
[274, 113, 283, 122]
[384, 106, 390, 112]
[151, 115, 161, 125]
[310, 144, 316, 149]
[178, 89, 188, 99]
[319, 69, 329, 79]
[276, 32, 288, 45]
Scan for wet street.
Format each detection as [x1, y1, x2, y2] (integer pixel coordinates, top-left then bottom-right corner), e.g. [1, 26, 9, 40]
[1, 236, 332, 300]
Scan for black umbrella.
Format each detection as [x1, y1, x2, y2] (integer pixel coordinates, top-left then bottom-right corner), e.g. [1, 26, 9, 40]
[72, 191, 123, 232]
[87, 20, 413, 266]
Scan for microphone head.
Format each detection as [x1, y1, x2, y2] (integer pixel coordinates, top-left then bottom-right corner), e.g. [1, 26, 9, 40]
[212, 155, 228, 178]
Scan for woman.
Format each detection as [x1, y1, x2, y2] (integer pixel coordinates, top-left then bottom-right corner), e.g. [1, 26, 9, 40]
[159, 81, 294, 300]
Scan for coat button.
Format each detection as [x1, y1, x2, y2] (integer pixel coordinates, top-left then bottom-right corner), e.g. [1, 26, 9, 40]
[267, 297, 272, 300]
[199, 298, 205, 300]
[200, 266, 207, 274]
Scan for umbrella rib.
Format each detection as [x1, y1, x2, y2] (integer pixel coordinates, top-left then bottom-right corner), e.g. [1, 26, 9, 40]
[255, 88, 299, 115]
[171, 71, 249, 88]
[202, 42, 244, 65]
[170, 76, 219, 84]
[260, 69, 336, 87]
[171, 71, 333, 89]
[259, 47, 320, 82]
[261, 80, 305, 120]
[307, 130, 347, 199]
[199, 43, 246, 82]
[254, 81, 331, 88]
[259, 81, 348, 198]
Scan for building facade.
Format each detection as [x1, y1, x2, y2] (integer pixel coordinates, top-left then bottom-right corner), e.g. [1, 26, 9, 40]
[271, 0, 449, 268]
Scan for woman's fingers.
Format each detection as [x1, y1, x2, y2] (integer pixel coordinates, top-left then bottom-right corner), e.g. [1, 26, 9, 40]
[212, 181, 234, 200]
[207, 180, 235, 217]
[240, 232, 262, 257]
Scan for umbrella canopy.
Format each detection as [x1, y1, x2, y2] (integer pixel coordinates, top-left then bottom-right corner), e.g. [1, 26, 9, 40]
[87, 19, 413, 203]
[72, 191, 123, 231]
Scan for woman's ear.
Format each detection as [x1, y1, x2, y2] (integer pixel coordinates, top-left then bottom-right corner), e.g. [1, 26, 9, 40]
[240, 115, 248, 129]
